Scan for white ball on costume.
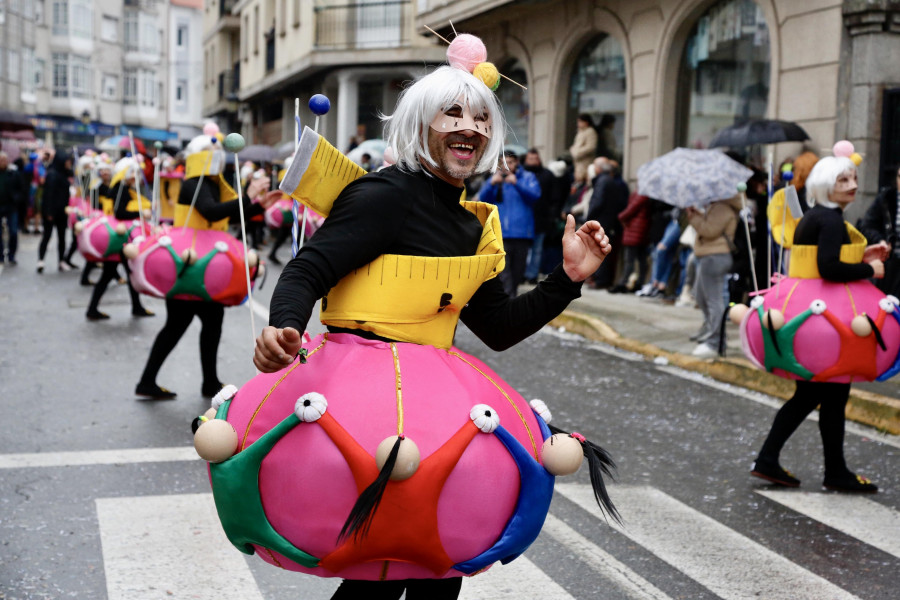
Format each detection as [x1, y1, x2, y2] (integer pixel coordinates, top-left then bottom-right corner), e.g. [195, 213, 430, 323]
[729, 304, 749, 325]
[74, 221, 85, 234]
[122, 243, 139, 260]
[375, 436, 421, 481]
[764, 309, 785, 330]
[203, 407, 218, 421]
[541, 434, 583, 476]
[181, 247, 197, 265]
[851, 314, 872, 337]
[193, 419, 238, 463]
[247, 249, 259, 268]
[115, 223, 128, 235]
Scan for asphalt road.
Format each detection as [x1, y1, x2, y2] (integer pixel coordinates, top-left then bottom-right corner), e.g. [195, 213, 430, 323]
[1, 233, 898, 599]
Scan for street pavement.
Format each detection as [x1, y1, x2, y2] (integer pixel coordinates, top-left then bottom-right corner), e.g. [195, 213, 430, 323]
[1, 233, 899, 599]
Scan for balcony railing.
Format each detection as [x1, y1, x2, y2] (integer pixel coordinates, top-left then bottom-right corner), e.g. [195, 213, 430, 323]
[218, 70, 238, 101]
[314, 1, 410, 50]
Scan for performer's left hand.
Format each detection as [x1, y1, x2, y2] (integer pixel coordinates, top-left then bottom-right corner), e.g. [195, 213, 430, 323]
[864, 241, 890, 263]
[561, 215, 611, 282]
[257, 190, 282, 209]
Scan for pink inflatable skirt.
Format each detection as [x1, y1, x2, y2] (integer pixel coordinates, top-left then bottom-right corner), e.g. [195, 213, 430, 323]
[740, 277, 900, 383]
[76, 215, 150, 263]
[208, 332, 555, 580]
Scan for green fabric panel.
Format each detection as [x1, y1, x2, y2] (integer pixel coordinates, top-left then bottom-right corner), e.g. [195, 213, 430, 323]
[209, 401, 320, 567]
[758, 305, 815, 380]
[102, 222, 128, 257]
[165, 245, 218, 302]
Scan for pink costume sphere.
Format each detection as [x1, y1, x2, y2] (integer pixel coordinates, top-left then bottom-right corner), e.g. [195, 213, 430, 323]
[76, 215, 150, 263]
[740, 278, 900, 383]
[832, 140, 855, 158]
[446, 34, 487, 73]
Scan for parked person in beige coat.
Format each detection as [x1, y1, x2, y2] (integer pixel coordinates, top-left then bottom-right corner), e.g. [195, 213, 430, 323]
[686, 196, 741, 358]
[569, 114, 598, 185]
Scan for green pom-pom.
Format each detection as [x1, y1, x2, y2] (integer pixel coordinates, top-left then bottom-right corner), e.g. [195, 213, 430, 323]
[223, 133, 246, 153]
[154, 141, 163, 149]
[736, 182, 747, 192]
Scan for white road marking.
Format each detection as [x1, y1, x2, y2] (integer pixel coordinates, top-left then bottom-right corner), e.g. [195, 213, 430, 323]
[557, 483, 862, 600]
[655, 365, 900, 450]
[248, 297, 269, 321]
[541, 513, 673, 600]
[0, 446, 199, 469]
[757, 489, 900, 558]
[96, 493, 264, 600]
[460, 555, 574, 599]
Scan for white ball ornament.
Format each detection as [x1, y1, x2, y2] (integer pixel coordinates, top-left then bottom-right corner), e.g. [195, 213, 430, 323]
[122, 243, 139, 260]
[851, 314, 872, 337]
[214, 241, 229, 253]
[764, 309, 785, 330]
[115, 223, 128, 235]
[247, 249, 259, 269]
[73, 221, 85, 235]
[541, 434, 584, 476]
[750, 296, 765, 309]
[181, 247, 197, 265]
[193, 419, 238, 463]
[729, 303, 749, 325]
[159, 235, 173, 247]
[203, 407, 218, 421]
[375, 435, 421, 481]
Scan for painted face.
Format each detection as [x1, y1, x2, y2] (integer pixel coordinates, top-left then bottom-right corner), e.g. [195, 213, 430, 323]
[830, 170, 858, 206]
[425, 125, 487, 187]
[429, 100, 492, 139]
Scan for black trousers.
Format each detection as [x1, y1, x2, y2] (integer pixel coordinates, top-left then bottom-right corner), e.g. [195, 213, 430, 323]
[330, 578, 462, 600]
[139, 298, 224, 387]
[87, 260, 144, 314]
[499, 238, 532, 298]
[756, 380, 851, 477]
[38, 216, 67, 263]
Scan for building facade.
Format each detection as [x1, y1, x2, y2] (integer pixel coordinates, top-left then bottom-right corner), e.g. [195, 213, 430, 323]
[414, 0, 900, 220]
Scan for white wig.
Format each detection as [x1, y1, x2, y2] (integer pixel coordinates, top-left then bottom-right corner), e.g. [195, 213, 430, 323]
[383, 66, 506, 176]
[805, 156, 856, 206]
[185, 134, 217, 156]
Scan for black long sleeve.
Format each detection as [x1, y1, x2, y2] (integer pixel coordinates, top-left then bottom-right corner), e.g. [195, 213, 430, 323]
[268, 167, 583, 347]
[178, 177, 264, 224]
[793, 204, 874, 282]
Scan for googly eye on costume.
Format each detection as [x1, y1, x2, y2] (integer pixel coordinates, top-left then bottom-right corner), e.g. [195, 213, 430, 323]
[294, 392, 327, 422]
[470, 404, 500, 433]
[810, 299, 827, 314]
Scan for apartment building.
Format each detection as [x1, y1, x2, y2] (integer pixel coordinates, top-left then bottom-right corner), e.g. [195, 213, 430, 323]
[206, 0, 445, 153]
[0, 0, 205, 153]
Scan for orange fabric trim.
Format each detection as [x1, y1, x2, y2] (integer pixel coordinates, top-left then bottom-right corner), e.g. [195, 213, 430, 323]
[813, 309, 886, 382]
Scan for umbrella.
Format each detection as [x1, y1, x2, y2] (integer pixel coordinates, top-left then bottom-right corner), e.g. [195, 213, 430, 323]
[637, 148, 753, 208]
[98, 135, 147, 154]
[347, 139, 387, 168]
[708, 119, 810, 148]
[237, 144, 276, 164]
[274, 140, 296, 161]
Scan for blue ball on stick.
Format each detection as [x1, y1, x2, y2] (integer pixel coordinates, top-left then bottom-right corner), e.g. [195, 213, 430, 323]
[309, 94, 331, 116]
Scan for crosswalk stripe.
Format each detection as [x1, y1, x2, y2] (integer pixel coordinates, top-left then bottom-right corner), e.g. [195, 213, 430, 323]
[757, 489, 900, 558]
[541, 513, 673, 600]
[557, 483, 863, 600]
[96, 493, 264, 600]
[0, 446, 199, 469]
[460, 556, 574, 599]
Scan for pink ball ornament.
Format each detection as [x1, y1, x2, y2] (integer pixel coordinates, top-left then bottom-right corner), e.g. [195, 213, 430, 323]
[833, 140, 854, 158]
[203, 122, 220, 137]
[447, 34, 487, 73]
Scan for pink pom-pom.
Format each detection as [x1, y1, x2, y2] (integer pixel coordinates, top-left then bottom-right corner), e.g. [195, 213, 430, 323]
[447, 34, 487, 73]
[833, 140, 854, 158]
[99, 152, 109, 161]
[203, 122, 220, 136]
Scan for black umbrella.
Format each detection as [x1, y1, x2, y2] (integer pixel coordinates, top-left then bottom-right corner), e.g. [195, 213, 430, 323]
[237, 144, 276, 164]
[709, 119, 810, 148]
[0, 109, 34, 132]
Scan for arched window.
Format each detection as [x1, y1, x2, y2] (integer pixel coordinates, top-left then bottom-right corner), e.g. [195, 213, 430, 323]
[676, 0, 770, 150]
[566, 34, 626, 163]
[497, 60, 529, 153]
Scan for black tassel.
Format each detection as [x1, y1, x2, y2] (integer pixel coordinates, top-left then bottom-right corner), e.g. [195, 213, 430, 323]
[548, 424, 621, 524]
[337, 435, 402, 544]
[190, 416, 203, 434]
[866, 314, 886, 351]
[766, 312, 781, 356]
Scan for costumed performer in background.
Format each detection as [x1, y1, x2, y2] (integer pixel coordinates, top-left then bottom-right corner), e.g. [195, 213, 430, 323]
[253, 64, 612, 599]
[135, 135, 280, 399]
[750, 155, 887, 492]
[85, 157, 154, 320]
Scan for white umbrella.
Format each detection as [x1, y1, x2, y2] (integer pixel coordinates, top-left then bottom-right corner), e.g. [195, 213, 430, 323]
[637, 148, 753, 208]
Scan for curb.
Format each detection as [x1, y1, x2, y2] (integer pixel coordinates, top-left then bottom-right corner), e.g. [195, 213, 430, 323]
[553, 310, 900, 436]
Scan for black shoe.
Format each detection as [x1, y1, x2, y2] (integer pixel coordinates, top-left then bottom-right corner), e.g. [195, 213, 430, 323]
[80, 278, 94, 286]
[608, 284, 628, 294]
[823, 472, 878, 493]
[267, 254, 282, 266]
[525, 278, 538, 285]
[86, 311, 111, 321]
[201, 381, 224, 398]
[751, 459, 801, 487]
[7, 258, 16, 266]
[135, 382, 177, 400]
[132, 308, 155, 317]
[64, 260, 79, 270]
